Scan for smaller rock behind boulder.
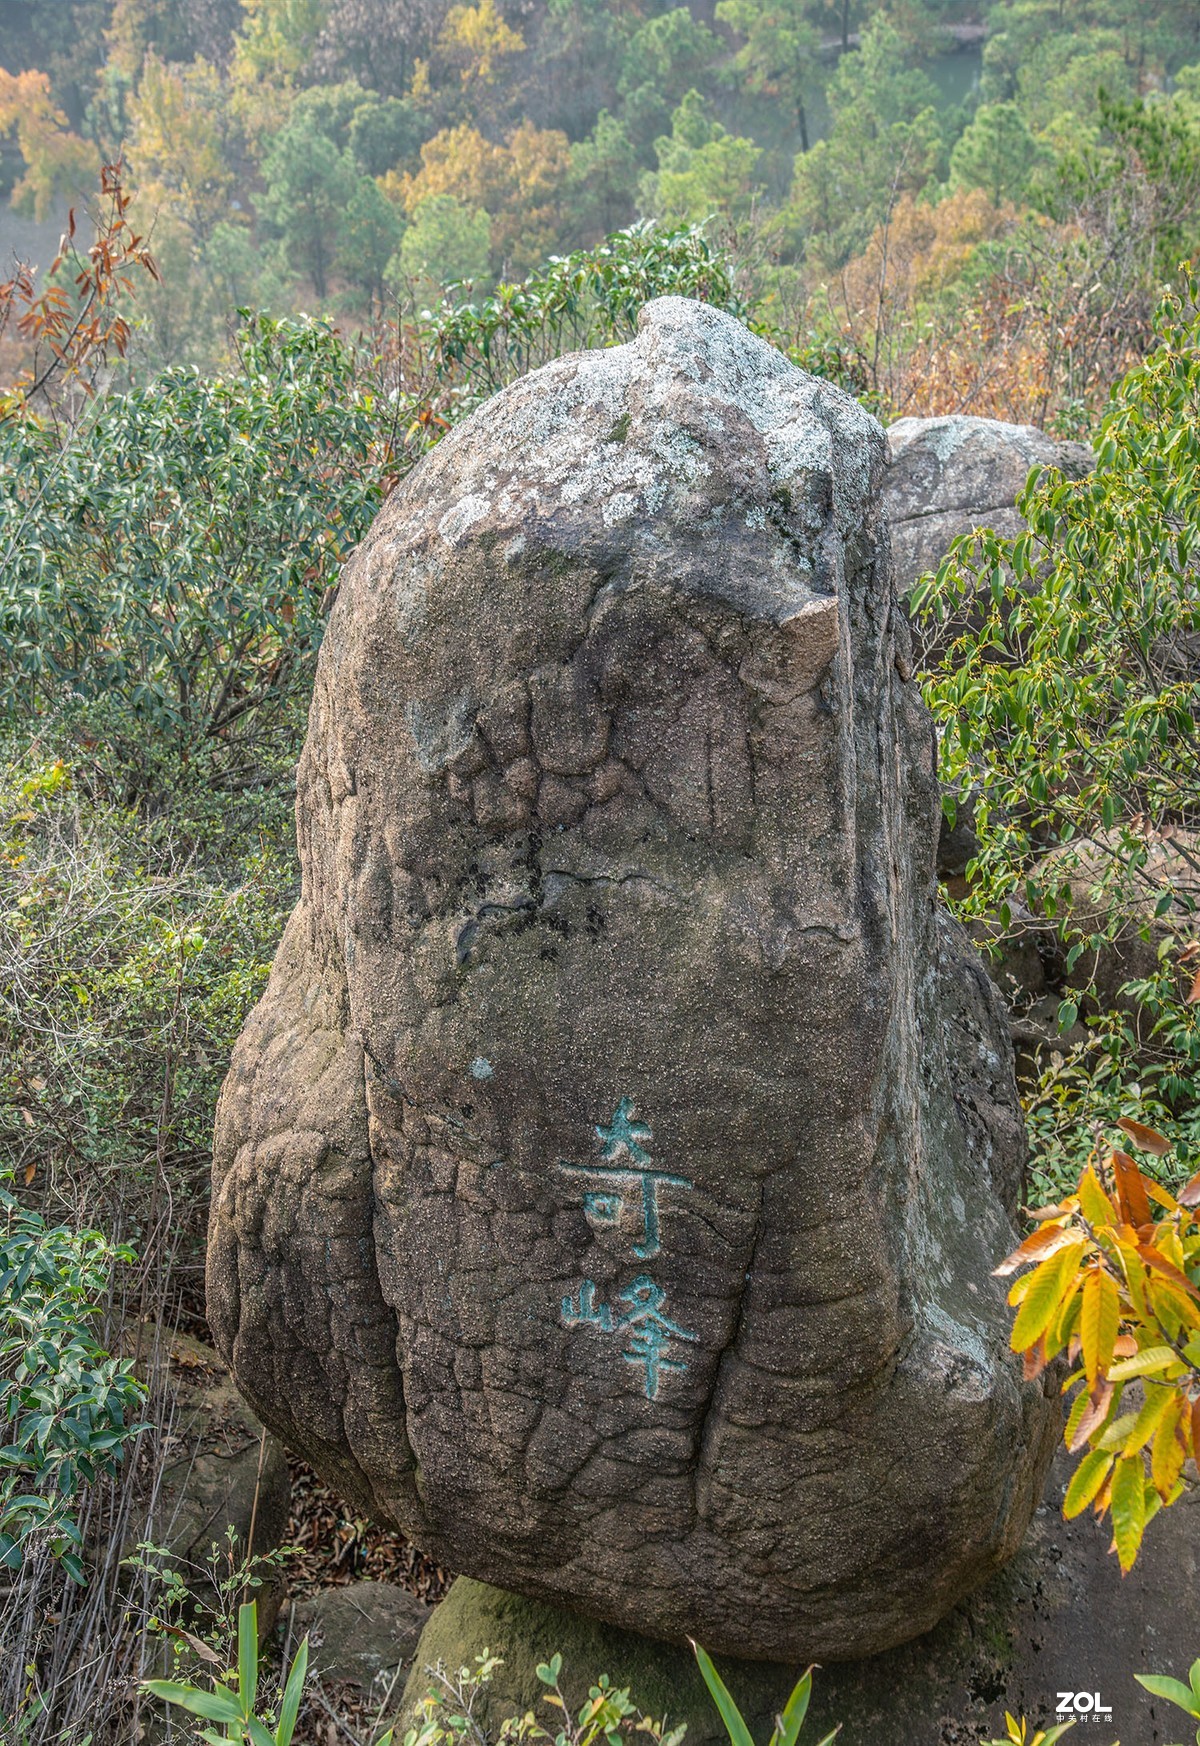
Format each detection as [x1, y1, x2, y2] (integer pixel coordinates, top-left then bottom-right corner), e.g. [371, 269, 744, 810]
[884, 414, 1093, 597]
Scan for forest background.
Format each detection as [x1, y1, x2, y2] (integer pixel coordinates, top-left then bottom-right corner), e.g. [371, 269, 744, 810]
[3, 0, 1200, 424]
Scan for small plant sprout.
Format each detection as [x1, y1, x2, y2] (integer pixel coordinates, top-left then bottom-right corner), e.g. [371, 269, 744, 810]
[984, 1717, 1077, 1746]
[143, 1599, 316, 1746]
[1136, 1655, 1200, 1743]
[690, 1642, 839, 1746]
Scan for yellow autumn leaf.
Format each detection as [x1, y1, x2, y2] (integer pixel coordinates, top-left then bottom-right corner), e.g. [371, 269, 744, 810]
[1080, 1267, 1120, 1386]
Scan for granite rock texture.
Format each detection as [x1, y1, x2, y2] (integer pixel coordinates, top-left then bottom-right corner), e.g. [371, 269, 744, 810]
[208, 298, 1057, 1661]
[883, 414, 1094, 595]
[296, 1581, 431, 1690]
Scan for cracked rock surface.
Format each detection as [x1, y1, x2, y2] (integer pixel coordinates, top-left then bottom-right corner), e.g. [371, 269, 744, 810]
[208, 297, 1058, 1662]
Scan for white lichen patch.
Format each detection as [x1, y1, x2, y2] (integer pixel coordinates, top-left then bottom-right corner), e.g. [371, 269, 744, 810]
[887, 413, 1042, 468]
[437, 492, 493, 544]
[387, 295, 889, 627]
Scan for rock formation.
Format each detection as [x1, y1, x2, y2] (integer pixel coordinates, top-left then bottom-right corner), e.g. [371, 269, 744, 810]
[208, 297, 1057, 1661]
[883, 414, 1093, 596]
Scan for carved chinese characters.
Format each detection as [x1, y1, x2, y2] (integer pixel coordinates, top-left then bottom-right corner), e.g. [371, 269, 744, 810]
[209, 298, 1059, 1662]
[559, 1100, 696, 1400]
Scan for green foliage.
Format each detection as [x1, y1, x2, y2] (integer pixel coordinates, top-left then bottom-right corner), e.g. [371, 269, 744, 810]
[0, 748, 296, 1221]
[348, 93, 429, 175]
[0, 1179, 144, 1581]
[568, 111, 640, 237]
[398, 194, 494, 297]
[914, 268, 1200, 1181]
[145, 1599, 316, 1746]
[948, 101, 1041, 204]
[0, 313, 383, 775]
[406, 1647, 685, 1746]
[690, 1642, 838, 1746]
[1136, 1659, 1200, 1744]
[337, 173, 406, 308]
[640, 91, 763, 224]
[257, 119, 361, 297]
[715, 0, 820, 146]
[424, 220, 747, 406]
[785, 15, 943, 267]
[1039, 93, 1200, 287]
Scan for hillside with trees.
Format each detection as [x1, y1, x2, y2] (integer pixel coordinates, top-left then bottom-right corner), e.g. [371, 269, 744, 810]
[2, 0, 1200, 423]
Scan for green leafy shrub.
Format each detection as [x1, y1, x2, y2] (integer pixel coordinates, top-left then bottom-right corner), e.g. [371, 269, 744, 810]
[146, 1599, 313, 1746]
[914, 268, 1200, 1191]
[0, 750, 295, 1226]
[0, 313, 384, 781]
[422, 220, 748, 410]
[0, 1178, 144, 1581]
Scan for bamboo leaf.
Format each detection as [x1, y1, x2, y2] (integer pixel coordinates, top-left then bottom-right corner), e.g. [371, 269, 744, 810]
[767, 1667, 813, 1746]
[143, 1682, 243, 1724]
[690, 1642, 755, 1746]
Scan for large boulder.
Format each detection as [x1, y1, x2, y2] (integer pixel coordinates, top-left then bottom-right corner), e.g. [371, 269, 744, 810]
[883, 414, 1093, 596]
[208, 297, 1057, 1663]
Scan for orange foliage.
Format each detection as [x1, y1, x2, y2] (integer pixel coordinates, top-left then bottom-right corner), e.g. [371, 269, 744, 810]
[0, 68, 95, 221]
[1, 158, 159, 420]
[385, 120, 571, 275]
[828, 189, 1143, 426]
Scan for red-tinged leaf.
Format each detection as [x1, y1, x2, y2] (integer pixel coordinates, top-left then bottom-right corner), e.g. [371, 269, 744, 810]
[1112, 1150, 1154, 1229]
[1110, 1455, 1147, 1571]
[1179, 1171, 1200, 1209]
[1113, 1333, 1138, 1357]
[1067, 1378, 1114, 1452]
[1118, 1117, 1172, 1157]
[1027, 1201, 1074, 1223]
[1138, 1245, 1200, 1304]
[1063, 1448, 1114, 1518]
[1023, 1336, 1048, 1381]
[1081, 1267, 1120, 1386]
[1187, 965, 1200, 1003]
[993, 1223, 1078, 1276]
